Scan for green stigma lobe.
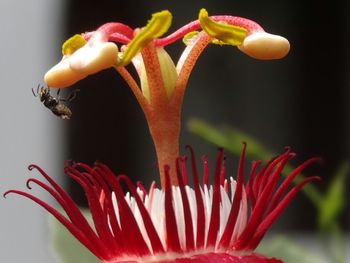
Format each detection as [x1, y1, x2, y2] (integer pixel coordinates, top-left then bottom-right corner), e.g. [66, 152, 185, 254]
[182, 31, 199, 46]
[118, 10, 173, 66]
[62, 34, 87, 55]
[199, 8, 247, 46]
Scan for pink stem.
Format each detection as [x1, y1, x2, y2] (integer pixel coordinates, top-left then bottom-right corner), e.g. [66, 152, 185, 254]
[171, 31, 212, 111]
[155, 15, 264, 47]
[114, 66, 149, 113]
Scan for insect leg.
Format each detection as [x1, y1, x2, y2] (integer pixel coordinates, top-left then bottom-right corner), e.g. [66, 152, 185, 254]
[32, 84, 40, 97]
[56, 88, 61, 98]
[63, 89, 80, 102]
[32, 87, 37, 97]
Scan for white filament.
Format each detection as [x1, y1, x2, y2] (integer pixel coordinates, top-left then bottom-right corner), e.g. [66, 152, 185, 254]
[110, 179, 247, 253]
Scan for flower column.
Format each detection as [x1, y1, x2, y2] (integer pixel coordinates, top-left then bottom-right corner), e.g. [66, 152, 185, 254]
[43, 9, 290, 187]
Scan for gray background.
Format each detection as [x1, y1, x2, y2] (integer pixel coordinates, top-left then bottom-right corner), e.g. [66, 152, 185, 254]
[0, 1, 65, 262]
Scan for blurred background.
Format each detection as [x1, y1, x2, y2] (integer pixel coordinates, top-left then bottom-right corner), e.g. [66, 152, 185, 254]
[0, 0, 349, 263]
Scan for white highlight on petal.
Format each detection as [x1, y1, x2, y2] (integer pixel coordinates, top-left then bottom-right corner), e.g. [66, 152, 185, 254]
[111, 192, 121, 228]
[232, 187, 248, 245]
[202, 184, 212, 246]
[172, 186, 185, 250]
[110, 180, 248, 255]
[148, 188, 166, 249]
[185, 186, 197, 242]
[219, 184, 231, 238]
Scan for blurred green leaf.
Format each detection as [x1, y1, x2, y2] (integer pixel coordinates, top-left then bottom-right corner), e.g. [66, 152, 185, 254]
[49, 209, 99, 263]
[187, 118, 322, 205]
[257, 236, 327, 263]
[187, 118, 274, 161]
[317, 162, 349, 231]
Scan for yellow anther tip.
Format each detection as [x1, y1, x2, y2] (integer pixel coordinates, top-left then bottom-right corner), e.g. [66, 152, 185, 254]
[117, 10, 172, 66]
[199, 8, 247, 46]
[238, 32, 290, 60]
[62, 34, 87, 56]
[153, 10, 172, 21]
[199, 8, 208, 19]
[148, 10, 173, 39]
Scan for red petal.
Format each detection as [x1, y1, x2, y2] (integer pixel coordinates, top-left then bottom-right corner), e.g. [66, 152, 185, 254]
[157, 253, 283, 263]
[164, 165, 182, 252]
[176, 158, 195, 251]
[206, 148, 224, 247]
[186, 146, 205, 249]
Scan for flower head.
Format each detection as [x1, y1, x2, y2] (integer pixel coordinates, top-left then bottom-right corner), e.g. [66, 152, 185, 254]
[5, 145, 319, 263]
[5, 8, 308, 263]
[43, 9, 290, 187]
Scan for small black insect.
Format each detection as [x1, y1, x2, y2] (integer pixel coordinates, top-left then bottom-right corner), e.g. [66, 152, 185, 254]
[32, 85, 79, 119]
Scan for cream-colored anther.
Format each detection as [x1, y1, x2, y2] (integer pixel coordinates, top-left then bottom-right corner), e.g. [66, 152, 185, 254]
[44, 57, 86, 87]
[44, 32, 118, 88]
[238, 32, 290, 60]
[69, 33, 118, 74]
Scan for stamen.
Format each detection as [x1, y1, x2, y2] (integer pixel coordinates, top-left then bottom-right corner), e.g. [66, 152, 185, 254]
[155, 13, 263, 47]
[117, 10, 173, 66]
[62, 34, 87, 56]
[199, 9, 247, 46]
